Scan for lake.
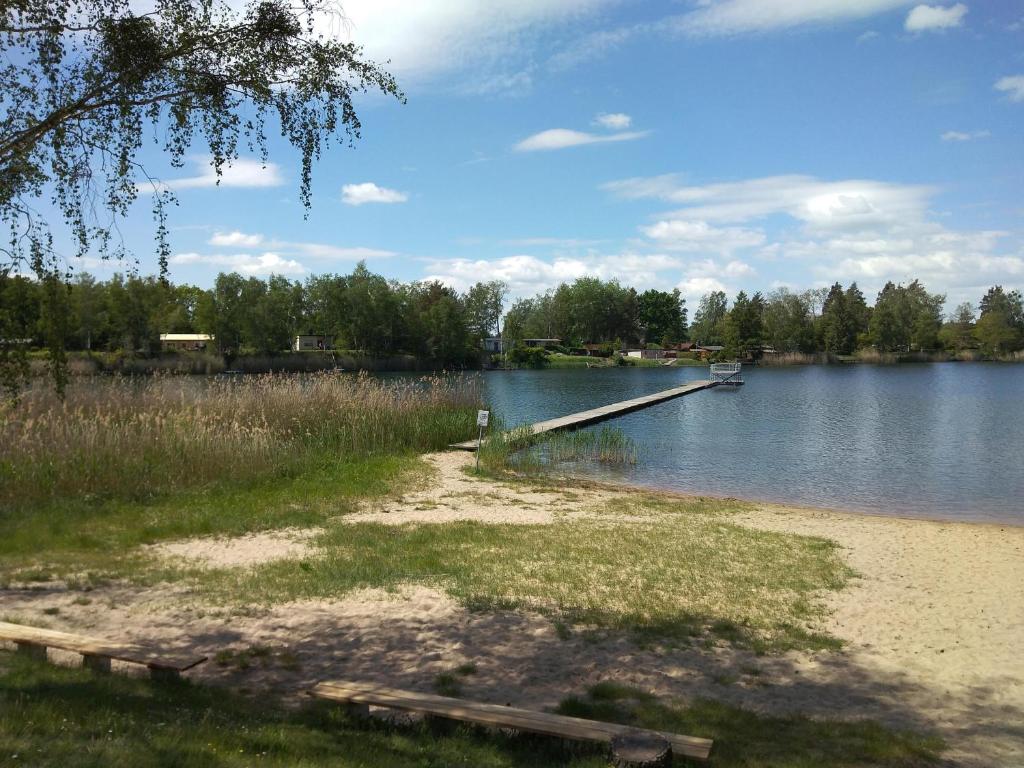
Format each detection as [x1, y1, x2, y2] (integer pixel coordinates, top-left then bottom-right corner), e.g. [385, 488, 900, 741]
[479, 364, 1024, 524]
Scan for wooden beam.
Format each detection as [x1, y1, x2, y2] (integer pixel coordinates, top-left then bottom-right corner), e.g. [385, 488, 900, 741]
[0, 622, 206, 672]
[309, 680, 712, 761]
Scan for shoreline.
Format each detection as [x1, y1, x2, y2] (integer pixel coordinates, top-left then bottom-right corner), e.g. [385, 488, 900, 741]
[555, 471, 1024, 529]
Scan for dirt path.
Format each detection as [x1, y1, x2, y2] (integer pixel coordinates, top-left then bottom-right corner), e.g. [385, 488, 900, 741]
[3, 451, 1022, 767]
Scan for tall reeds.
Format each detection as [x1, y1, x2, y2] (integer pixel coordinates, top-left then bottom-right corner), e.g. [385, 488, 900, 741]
[0, 372, 481, 509]
[480, 424, 637, 475]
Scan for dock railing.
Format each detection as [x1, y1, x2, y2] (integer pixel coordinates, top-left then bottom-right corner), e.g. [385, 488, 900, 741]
[710, 362, 743, 384]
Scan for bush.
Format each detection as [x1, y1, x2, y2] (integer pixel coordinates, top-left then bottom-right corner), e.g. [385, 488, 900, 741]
[508, 346, 550, 368]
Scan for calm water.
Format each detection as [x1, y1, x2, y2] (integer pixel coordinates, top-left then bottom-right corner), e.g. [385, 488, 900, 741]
[479, 364, 1024, 524]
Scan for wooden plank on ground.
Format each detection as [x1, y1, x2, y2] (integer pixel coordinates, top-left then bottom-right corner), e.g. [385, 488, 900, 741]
[309, 680, 713, 761]
[0, 621, 207, 671]
[450, 380, 716, 451]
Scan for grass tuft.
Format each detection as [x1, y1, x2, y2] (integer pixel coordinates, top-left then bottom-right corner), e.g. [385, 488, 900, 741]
[558, 683, 945, 767]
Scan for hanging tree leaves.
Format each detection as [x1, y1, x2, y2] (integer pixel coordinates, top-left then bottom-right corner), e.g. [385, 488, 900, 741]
[0, 0, 402, 395]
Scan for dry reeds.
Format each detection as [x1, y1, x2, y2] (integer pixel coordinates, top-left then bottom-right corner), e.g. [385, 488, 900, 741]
[0, 372, 481, 508]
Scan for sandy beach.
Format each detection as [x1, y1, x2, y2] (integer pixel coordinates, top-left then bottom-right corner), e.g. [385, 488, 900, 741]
[2, 450, 1022, 767]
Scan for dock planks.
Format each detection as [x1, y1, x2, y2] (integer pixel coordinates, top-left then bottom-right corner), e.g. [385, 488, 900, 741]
[451, 379, 715, 451]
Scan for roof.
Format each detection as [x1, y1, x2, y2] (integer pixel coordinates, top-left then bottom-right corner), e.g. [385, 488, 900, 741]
[160, 333, 212, 341]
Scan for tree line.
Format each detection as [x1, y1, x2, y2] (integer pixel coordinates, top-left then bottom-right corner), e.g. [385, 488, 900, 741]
[2, 266, 1022, 390]
[685, 282, 1022, 358]
[0, 264, 507, 371]
[502, 277, 1023, 358]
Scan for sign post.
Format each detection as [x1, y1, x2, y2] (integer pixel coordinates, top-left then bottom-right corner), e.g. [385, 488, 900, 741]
[475, 410, 489, 473]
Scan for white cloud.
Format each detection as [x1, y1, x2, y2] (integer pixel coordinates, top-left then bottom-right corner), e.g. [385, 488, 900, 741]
[676, 276, 728, 302]
[336, 0, 617, 90]
[857, 29, 880, 43]
[641, 219, 765, 253]
[205, 230, 396, 261]
[148, 156, 284, 192]
[994, 75, 1024, 102]
[940, 129, 990, 141]
[170, 252, 306, 276]
[422, 252, 684, 296]
[604, 171, 1023, 308]
[341, 182, 409, 206]
[724, 260, 756, 278]
[904, 3, 968, 32]
[594, 112, 632, 130]
[669, 0, 913, 36]
[209, 231, 265, 248]
[603, 173, 933, 231]
[515, 128, 649, 152]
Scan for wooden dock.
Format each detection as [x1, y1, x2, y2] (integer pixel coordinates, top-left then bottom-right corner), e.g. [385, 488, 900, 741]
[451, 379, 715, 451]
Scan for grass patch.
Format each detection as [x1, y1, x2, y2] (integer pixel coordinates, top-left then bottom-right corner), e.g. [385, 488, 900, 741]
[0, 652, 607, 768]
[214, 500, 852, 652]
[557, 682, 945, 767]
[0, 453, 427, 584]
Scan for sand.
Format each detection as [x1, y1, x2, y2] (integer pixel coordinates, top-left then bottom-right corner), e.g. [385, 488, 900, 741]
[2, 450, 1022, 767]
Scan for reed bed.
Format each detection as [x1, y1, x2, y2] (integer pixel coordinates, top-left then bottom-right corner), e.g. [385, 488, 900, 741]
[479, 424, 637, 475]
[0, 372, 481, 509]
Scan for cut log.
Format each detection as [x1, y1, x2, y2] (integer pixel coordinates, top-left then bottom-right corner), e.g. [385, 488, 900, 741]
[610, 731, 672, 768]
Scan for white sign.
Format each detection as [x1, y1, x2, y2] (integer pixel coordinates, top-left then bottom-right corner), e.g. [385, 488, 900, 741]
[476, 410, 490, 427]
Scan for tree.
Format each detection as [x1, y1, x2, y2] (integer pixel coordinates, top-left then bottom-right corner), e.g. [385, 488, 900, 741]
[690, 291, 728, 345]
[820, 282, 853, 354]
[723, 290, 763, 354]
[197, 272, 245, 354]
[762, 289, 815, 353]
[974, 286, 1024, 355]
[638, 288, 687, 345]
[70, 272, 108, 350]
[869, 280, 944, 353]
[464, 280, 508, 343]
[938, 302, 975, 353]
[1, 0, 402, 390]
[0, 273, 40, 396]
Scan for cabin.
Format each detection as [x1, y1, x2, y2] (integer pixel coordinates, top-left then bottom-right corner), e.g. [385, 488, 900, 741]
[160, 333, 212, 351]
[294, 335, 333, 351]
[626, 349, 668, 359]
[482, 337, 506, 354]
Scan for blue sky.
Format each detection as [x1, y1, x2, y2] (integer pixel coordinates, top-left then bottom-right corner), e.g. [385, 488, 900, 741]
[77, 0, 1023, 310]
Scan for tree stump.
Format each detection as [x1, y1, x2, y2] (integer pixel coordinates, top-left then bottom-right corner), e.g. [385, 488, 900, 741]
[610, 731, 673, 768]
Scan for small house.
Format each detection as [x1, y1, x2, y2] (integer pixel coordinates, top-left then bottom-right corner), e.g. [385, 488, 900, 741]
[482, 337, 506, 354]
[294, 335, 333, 351]
[160, 333, 212, 351]
[626, 349, 668, 359]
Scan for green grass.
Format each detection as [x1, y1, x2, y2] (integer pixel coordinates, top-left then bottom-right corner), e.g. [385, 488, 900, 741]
[0, 654, 944, 768]
[0, 653, 607, 768]
[557, 682, 944, 767]
[0, 453, 426, 585]
[212, 498, 851, 653]
[546, 354, 611, 368]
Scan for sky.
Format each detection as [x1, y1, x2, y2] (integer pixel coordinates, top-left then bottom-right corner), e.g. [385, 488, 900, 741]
[73, 0, 1024, 311]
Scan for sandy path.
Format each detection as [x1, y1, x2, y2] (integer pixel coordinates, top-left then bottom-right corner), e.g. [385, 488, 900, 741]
[2, 451, 1022, 767]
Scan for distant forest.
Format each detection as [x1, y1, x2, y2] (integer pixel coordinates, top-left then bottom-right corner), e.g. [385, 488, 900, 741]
[1, 263, 1022, 366]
